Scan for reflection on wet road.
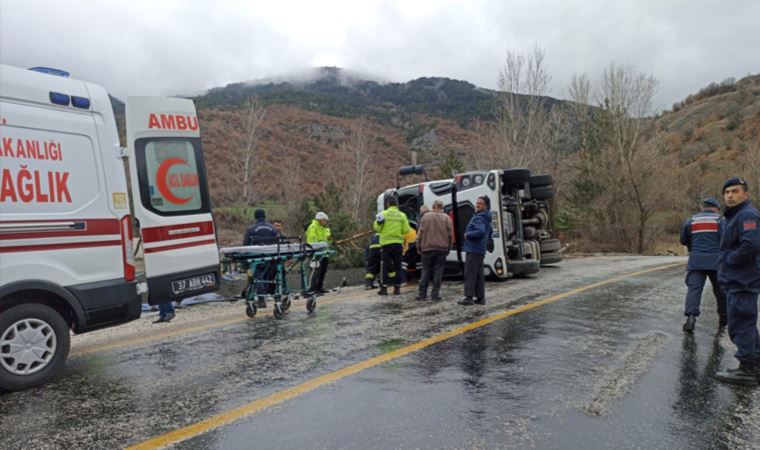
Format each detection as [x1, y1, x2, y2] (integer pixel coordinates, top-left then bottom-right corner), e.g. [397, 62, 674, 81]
[1, 257, 758, 449]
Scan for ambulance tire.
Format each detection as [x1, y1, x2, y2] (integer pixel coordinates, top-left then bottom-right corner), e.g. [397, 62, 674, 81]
[503, 169, 532, 186]
[530, 185, 554, 200]
[245, 304, 257, 318]
[0, 303, 70, 392]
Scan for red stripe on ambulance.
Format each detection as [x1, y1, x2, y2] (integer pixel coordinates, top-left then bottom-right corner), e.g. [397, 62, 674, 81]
[143, 238, 216, 254]
[141, 220, 215, 243]
[0, 240, 121, 253]
[0, 218, 120, 240]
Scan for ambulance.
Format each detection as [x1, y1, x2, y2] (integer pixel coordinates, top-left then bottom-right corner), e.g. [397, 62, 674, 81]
[0, 65, 220, 391]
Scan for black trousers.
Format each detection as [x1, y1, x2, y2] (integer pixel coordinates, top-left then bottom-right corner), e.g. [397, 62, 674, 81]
[464, 253, 485, 300]
[381, 243, 403, 287]
[310, 258, 329, 291]
[418, 250, 447, 297]
[365, 248, 381, 284]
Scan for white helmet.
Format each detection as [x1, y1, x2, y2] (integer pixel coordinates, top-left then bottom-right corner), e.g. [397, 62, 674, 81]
[315, 212, 329, 221]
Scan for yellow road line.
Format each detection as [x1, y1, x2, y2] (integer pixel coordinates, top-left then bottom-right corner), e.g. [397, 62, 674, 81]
[127, 262, 682, 450]
[71, 294, 355, 357]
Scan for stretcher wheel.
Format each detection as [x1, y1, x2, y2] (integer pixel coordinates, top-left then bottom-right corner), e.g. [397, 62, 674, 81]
[245, 304, 257, 318]
[306, 297, 317, 313]
[283, 296, 292, 311]
[273, 303, 284, 319]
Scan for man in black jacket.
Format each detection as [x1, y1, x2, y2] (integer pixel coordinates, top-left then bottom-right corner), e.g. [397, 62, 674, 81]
[243, 209, 278, 308]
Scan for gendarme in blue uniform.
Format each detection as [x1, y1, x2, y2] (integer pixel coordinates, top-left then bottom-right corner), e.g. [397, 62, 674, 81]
[679, 205, 726, 322]
[680, 210, 722, 271]
[719, 198, 760, 366]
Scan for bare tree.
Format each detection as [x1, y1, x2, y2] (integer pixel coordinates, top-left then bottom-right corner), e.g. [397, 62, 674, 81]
[487, 45, 553, 168]
[325, 119, 376, 225]
[234, 96, 266, 215]
[740, 141, 760, 195]
[566, 64, 668, 253]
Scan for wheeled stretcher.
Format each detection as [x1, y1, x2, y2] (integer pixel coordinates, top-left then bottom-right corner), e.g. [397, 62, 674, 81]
[220, 240, 335, 319]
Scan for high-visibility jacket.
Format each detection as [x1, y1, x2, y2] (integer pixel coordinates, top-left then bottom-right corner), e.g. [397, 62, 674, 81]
[402, 228, 417, 255]
[373, 206, 410, 246]
[306, 219, 331, 244]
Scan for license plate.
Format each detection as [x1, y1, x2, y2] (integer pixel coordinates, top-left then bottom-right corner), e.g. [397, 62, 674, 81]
[171, 273, 216, 295]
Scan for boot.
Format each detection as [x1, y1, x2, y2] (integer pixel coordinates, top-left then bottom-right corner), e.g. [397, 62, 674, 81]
[458, 297, 474, 306]
[393, 285, 401, 295]
[682, 315, 696, 333]
[715, 362, 758, 386]
[377, 286, 388, 296]
[474, 298, 486, 305]
[365, 281, 375, 290]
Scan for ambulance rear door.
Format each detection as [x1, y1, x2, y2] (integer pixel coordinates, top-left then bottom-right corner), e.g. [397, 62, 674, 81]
[126, 97, 219, 305]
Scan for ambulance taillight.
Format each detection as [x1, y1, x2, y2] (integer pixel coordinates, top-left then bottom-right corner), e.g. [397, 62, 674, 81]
[120, 216, 136, 282]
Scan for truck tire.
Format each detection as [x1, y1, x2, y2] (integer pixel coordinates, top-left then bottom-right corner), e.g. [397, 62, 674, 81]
[530, 174, 553, 187]
[502, 168, 532, 186]
[0, 303, 70, 391]
[540, 251, 563, 265]
[540, 239, 561, 252]
[507, 259, 540, 277]
[530, 185, 554, 200]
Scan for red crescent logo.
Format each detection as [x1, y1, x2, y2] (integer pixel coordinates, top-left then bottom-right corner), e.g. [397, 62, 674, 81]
[156, 157, 193, 205]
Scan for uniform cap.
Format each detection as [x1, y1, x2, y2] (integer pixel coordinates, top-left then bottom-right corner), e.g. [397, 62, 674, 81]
[315, 212, 329, 221]
[722, 176, 748, 192]
[702, 198, 720, 209]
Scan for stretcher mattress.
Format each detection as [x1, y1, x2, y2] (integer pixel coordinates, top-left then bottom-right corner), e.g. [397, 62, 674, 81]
[220, 242, 328, 256]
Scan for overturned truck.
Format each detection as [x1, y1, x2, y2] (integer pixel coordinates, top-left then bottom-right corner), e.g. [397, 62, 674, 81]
[377, 166, 561, 280]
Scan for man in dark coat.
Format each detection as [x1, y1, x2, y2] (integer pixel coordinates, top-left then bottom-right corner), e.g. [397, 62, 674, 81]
[458, 196, 493, 306]
[680, 197, 727, 332]
[714, 177, 760, 386]
[243, 209, 278, 308]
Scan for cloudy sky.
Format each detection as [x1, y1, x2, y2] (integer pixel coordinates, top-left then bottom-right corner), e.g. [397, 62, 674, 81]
[1, 0, 758, 109]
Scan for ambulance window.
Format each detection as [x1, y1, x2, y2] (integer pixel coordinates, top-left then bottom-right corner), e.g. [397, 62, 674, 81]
[135, 137, 210, 216]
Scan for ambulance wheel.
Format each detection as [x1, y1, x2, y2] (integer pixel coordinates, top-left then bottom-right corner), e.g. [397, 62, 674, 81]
[0, 303, 70, 392]
[245, 304, 257, 318]
[273, 303, 284, 320]
[306, 297, 317, 313]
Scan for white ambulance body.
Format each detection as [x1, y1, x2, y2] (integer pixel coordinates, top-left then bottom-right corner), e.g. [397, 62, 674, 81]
[0, 65, 220, 391]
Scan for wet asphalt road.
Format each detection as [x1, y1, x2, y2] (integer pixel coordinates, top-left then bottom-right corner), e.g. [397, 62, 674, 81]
[2, 256, 760, 449]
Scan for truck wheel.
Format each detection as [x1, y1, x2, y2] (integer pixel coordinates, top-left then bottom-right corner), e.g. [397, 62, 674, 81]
[529, 174, 553, 188]
[502, 168, 532, 186]
[507, 259, 540, 277]
[0, 303, 70, 391]
[541, 251, 563, 265]
[530, 185, 554, 200]
[540, 239, 561, 252]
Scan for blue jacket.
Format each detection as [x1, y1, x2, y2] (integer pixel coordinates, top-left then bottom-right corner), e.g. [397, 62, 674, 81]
[679, 210, 722, 271]
[243, 219, 278, 246]
[463, 210, 493, 255]
[718, 200, 760, 291]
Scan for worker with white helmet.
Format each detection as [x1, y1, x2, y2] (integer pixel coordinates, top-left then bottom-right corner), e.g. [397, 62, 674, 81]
[306, 212, 332, 295]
